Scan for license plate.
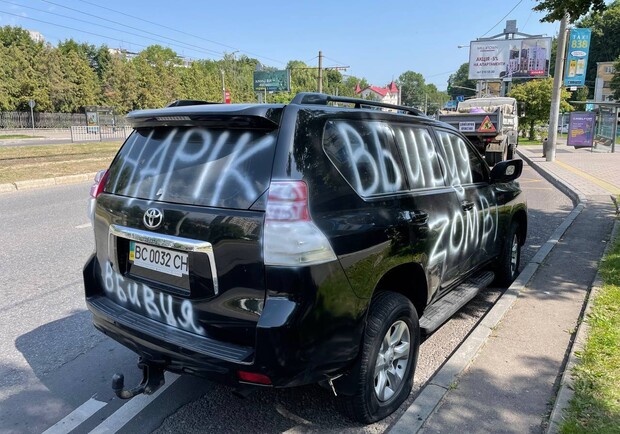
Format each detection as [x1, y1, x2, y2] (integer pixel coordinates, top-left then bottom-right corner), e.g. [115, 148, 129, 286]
[129, 241, 188, 277]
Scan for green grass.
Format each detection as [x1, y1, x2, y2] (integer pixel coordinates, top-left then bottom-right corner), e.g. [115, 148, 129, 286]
[0, 134, 43, 139]
[0, 142, 121, 183]
[560, 231, 620, 433]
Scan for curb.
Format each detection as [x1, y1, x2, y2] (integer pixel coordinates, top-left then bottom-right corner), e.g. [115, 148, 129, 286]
[545, 218, 620, 434]
[389, 151, 587, 434]
[0, 172, 96, 193]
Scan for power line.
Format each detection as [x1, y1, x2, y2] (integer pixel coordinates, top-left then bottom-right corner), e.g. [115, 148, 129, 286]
[2, 0, 224, 57]
[0, 9, 158, 52]
[479, 0, 524, 38]
[73, 0, 287, 65]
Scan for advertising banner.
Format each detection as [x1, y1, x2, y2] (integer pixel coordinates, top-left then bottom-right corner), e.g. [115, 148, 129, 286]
[564, 28, 591, 87]
[253, 70, 290, 92]
[468, 37, 552, 80]
[567, 112, 596, 148]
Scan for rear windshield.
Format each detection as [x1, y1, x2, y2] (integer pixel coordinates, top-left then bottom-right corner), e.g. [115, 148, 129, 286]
[106, 126, 278, 209]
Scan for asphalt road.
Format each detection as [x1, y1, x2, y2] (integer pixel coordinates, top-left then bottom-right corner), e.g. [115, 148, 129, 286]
[0, 162, 573, 434]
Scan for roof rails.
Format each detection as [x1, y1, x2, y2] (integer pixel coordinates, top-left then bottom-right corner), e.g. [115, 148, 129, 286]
[290, 92, 424, 116]
[166, 99, 215, 107]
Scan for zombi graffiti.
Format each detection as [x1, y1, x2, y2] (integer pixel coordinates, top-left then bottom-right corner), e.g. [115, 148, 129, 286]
[326, 120, 498, 280]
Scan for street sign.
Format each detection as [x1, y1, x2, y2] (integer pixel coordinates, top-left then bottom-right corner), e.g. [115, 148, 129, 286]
[28, 99, 35, 108]
[445, 100, 457, 110]
[456, 95, 465, 102]
[253, 70, 290, 92]
[225, 90, 231, 104]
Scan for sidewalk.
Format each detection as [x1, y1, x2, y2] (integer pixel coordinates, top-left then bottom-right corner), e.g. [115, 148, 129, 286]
[391, 144, 618, 433]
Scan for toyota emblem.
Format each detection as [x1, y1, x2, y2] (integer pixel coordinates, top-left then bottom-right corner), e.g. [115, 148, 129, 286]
[143, 208, 163, 230]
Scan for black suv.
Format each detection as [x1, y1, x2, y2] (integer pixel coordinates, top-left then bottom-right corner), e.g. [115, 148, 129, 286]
[83, 93, 526, 423]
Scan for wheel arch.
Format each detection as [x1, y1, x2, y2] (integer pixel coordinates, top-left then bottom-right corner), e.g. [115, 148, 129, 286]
[370, 262, 428, 320]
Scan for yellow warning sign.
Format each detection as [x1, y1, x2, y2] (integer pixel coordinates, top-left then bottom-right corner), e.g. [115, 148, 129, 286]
[478, 116, 496, 133]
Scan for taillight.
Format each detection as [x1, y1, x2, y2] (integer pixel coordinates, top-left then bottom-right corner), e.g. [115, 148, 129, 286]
[264, 181, 337, 266]
[90, 169, 109, 199]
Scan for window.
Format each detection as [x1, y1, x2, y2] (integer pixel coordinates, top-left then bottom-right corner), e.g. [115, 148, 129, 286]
[604, 66, 616, 74]
[435, 130, 486, 186]
[323, 120, 406, 197]
[392, 125, 445, 190]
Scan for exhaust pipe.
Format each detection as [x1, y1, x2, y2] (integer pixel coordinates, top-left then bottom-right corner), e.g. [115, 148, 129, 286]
[112, 361, 165, 399]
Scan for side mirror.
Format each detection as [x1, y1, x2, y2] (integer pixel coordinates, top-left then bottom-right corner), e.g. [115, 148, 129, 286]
[490, 159, 523, 183]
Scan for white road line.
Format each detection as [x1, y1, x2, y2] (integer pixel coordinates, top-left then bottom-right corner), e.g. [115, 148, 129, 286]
[89, 373, 180, 434]
[42, 398, 107, 434]
[76, 222, 92, 229]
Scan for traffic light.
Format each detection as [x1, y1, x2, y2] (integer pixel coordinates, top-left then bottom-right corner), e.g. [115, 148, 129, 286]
[447, 82, 452, 92]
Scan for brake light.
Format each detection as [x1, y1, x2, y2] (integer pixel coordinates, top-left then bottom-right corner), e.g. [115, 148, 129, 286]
[90, 169, 109, 199]
[237, 371, 272, 385]
[264, 181, 337, 266]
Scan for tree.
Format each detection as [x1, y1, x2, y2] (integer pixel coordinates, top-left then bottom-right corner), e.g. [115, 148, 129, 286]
[508, 78, 572, 139]
[610, 55, 620, 100]
[534, 0, 606, 22]
[447, 63, 476, 99]
[397, 71, 427, 108]
[578, 1, 620, 93]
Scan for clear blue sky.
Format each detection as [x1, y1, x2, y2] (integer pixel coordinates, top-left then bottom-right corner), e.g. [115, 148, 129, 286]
[0, 0, 561, 90]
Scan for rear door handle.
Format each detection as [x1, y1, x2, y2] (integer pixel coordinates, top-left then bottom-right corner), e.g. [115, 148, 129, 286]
[461, 201, 474, 211]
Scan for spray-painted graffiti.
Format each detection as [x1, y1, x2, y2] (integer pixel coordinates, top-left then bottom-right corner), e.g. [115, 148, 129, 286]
[109, 127, 276, 207]
[102, 262, 205, 335]
[325, 120, 498, 283]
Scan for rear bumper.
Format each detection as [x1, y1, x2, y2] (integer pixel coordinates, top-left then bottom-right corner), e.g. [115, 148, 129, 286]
[84, 255, 366, 388]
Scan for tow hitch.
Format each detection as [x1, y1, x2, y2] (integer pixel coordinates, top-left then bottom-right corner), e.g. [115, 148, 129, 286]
[112, 361, 165, 399]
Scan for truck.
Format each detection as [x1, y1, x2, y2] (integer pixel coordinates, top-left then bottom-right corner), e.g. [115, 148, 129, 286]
[438, 97, 519, 165]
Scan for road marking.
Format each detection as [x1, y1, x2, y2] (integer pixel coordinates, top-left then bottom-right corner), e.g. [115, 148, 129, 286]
[76, 222, 92, 229]
[90, 373, 179, 434]
[42, 398, 107, 434]
[554, 160, 620, 195]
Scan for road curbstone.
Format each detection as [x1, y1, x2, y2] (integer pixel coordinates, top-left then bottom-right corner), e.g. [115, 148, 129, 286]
[0, 172, 97, 194]
[14, 178, 56, 190]
[0, 183, 17, 193]
[54, 174, 90, 185]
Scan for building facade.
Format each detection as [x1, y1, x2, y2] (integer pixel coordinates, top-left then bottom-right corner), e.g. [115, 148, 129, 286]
[594, 61, 617, 102]
[356, 82, 399, 105]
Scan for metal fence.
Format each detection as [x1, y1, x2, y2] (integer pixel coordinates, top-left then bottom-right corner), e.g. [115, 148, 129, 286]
[0, 112, 128, 129]
[70, 126, 133, 142]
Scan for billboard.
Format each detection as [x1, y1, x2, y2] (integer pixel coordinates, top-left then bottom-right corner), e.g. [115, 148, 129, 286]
[253, 70, 290, 92]
[567, 112, 596, 148]
[564, 28, 591, 87]
[468, 37, 552, 80]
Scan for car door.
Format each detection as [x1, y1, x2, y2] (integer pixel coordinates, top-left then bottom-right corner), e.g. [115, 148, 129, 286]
[433, 128, 500, 279]
[391, 123, 464, 296]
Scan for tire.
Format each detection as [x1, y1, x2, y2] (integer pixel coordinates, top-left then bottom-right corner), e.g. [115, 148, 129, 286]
[338, 292, 420, 423]
[495, 222, 521, 286]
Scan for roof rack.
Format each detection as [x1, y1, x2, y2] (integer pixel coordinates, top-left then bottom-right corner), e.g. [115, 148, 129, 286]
[166, 99, 215, 107]
[290, 92, 424, 116]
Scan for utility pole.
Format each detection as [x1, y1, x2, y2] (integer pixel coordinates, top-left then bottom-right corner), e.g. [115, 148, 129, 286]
[220, 69, 226, 103]
[318, 50, 323, 93]
[424, 93, 428, 115]
[546, 13, 569, 162]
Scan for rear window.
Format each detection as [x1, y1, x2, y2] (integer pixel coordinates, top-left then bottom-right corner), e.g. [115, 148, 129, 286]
[106, 126, 278, 209]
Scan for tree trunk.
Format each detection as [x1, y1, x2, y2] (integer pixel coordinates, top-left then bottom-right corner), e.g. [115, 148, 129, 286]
[529, 121, 535, 141]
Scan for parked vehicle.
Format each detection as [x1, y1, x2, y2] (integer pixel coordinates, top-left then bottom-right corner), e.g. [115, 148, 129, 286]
[84, 93, 527, 423]
[438, 97, 519, 165]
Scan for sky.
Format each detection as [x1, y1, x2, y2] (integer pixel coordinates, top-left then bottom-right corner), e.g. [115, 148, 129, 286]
[0, 0, 562, 90]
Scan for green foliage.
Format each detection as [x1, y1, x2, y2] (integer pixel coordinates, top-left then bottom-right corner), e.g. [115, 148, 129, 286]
[508, 78, 572, 139]
[0, 25, 371, 113]
[534, 0, 606, 22]
[560, 233, 620, 433]
[577, 1, 620, 94]
[611, 56, 620, 100]
[447, 63, 476, 99]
